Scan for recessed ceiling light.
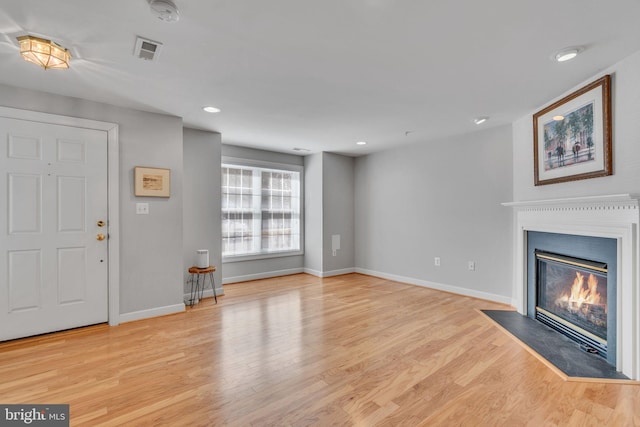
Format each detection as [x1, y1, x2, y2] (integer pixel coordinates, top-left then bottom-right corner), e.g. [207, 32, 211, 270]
[554, 46, 583, 62]
[473, 116, 489, 125]
[356, 141, 367, 145]
[553, 115, 565, 121]
[203, 106, 221, 113]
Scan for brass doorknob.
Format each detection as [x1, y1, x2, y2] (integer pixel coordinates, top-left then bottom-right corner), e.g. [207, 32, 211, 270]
[97, 233, 106, 241]
[97, 220, 106, 227]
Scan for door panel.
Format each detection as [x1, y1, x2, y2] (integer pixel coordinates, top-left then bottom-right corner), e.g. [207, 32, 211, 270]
[8, 173, 42, 234]
[8, 250, 41, 312]
[58, 176, 86, 232]
[57, 247, 87, 304]
[0, 117, 108, 341]
[8, 134, 41, 160]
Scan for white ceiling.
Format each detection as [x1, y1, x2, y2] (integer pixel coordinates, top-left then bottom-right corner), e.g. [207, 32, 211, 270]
[1, 1, 640, 156]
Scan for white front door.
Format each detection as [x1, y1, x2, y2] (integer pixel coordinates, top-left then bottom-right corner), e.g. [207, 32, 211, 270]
[0, 117, 109, 341]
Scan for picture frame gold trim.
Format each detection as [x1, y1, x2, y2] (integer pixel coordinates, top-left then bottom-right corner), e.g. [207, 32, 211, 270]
[533, 75, 612, 186]
[134, 166, 171, 197]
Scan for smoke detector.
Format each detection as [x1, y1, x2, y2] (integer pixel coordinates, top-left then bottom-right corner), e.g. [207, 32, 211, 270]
[149, 0, 180, 22]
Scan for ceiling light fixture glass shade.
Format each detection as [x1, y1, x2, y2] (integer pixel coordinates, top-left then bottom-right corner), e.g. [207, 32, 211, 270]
[473, 116, 489, 125]
[203, 106, 221, 113]
[356, 141, 367, 145]
[17, 35, 71, 70]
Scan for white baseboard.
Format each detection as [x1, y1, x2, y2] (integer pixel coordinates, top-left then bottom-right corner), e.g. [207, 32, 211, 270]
[183, 287, 224, 301]
[304, 267, 356, 278]
[119, 303, 185, 323]
[221, 264, 512, 306]
[355, 267, 513, 306]
[303, 267, 322, 277]
[222, 268, 304, 284]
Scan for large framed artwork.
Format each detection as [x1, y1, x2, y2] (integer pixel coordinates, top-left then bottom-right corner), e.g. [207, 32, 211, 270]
[134, 166, 171, 197]
[533, 75, 612, 186]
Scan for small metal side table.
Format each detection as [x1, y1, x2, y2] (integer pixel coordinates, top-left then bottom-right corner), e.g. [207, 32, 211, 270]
[187, 266, 217, 307]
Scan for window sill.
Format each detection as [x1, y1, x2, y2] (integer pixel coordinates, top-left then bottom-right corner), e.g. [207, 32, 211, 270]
[222, 250, 304, 263]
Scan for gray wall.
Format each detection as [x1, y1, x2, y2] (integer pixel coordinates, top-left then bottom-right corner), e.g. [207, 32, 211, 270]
[321, 153, 355, 273]
[354, 125, 514, 302]
[221, 144, 305, 283]
[9, 49, 637, 312]
[183, 128, 223, 294]
[304, 153, 323, 273]
[303, 152, 356, 276]
[513, 49, 640, 201]
[0, 83, 185, 316]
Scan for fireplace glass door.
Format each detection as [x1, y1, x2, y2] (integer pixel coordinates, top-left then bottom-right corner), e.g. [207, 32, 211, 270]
[535, 250, 608, 357]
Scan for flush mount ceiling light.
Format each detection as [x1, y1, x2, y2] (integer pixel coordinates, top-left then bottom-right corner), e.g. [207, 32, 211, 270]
[356, 141, 367, 145]
[149, 0, 180, 22]
[473, 116, 489, 125]
[554, 46, 583, 62]
[16, 35, 71, 70]
[203, 106, 221, 113]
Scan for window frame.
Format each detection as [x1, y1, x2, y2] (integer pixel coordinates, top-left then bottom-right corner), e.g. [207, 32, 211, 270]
[221, 156, 304, 263]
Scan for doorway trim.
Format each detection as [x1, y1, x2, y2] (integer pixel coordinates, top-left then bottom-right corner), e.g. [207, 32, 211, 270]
[0, 106, 120, 326]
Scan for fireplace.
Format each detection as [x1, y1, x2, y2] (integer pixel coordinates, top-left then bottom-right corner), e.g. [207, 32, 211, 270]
[527, 231, 617, 365]
[504, 194, 640, 380]
[535, 250, 608, 358]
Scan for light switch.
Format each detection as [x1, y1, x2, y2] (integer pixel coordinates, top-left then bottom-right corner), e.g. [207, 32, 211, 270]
[136, 203, 149, 215]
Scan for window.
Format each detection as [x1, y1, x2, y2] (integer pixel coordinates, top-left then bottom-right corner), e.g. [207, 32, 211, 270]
[222, 159, 302, 260]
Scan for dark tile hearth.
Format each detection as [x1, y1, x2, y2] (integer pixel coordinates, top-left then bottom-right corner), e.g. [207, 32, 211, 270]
[481, 310, 629, 380]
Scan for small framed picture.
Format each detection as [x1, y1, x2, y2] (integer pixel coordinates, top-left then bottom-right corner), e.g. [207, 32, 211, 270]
[533, 75, 612, 186]
[134, 166, 171, 197]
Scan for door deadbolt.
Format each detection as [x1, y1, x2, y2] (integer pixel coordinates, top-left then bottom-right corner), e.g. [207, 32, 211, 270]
[97, 220, 106, 227]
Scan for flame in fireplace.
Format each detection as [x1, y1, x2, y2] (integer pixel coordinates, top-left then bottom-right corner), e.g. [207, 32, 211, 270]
[557, 271, 602, 308]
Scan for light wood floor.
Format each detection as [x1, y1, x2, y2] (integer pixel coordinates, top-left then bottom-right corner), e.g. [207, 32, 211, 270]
[1, 273, 639, 426]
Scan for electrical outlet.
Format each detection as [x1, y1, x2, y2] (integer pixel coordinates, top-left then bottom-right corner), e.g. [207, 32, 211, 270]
[468, 261, 476, 271]
[434, 257, 441, 266]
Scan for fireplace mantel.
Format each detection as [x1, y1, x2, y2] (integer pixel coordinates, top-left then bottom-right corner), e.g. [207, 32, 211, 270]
[503, 194, 640, 380]
[502, 193, 639, 209]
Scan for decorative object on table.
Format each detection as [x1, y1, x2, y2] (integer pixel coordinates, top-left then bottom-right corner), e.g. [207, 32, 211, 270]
[134, 166, 171, 197]
[196, 249, 209, 268]
[533, 75, 612, 186]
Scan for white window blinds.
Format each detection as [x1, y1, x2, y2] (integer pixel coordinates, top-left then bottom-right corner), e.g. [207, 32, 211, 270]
[222, 162, 301, 258]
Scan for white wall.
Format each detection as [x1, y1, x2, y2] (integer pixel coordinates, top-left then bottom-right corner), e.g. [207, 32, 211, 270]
[513, 49, 640, 201]
[221, 145, 305, 283]
[0, 83, 185, 318]
[183, 128, 223, 295]
[354, 125, 514, 303]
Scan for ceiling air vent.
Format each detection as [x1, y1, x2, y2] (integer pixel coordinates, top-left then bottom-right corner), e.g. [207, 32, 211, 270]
[133, 36, 163, 61]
